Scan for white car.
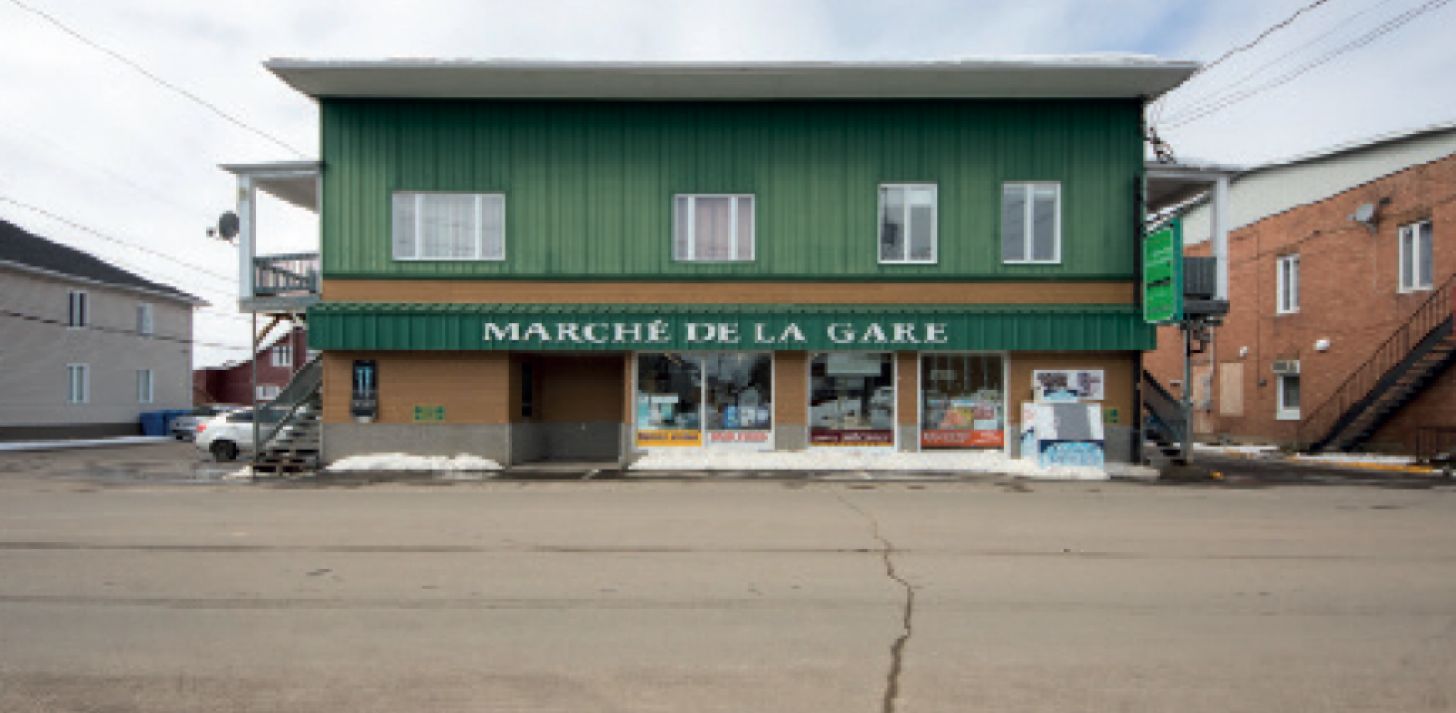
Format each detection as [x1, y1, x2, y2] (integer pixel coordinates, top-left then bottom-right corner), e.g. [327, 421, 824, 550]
[195, 410, 261, 462]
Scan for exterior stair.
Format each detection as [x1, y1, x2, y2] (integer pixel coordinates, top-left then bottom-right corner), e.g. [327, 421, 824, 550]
[252, 355, 323, 475]
[1300, 274, 1456, 453]
[1141, 370, 1188, 465]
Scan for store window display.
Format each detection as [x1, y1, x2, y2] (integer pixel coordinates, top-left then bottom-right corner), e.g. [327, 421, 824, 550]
[809, 353, 894, 446]
[920, 353, 1004, 448]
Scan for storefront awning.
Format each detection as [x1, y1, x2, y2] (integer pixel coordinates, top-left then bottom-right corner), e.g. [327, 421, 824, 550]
[309, 302, 1154, 352]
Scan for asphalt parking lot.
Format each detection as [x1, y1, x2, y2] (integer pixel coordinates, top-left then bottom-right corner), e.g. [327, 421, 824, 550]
[2, 442, 1455, 712]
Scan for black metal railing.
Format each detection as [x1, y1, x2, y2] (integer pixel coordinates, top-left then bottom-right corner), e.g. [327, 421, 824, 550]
[1299, 273, 1456, 451]
[253, 252, 319, 297]
[1141, 370, 1185, 444]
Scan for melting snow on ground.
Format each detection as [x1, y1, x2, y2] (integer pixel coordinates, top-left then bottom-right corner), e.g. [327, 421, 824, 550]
[1291, 453, 1418, 465]
[629, 449, 1137, 481]
[1192, 443, 1282, 457]
[325, 453, 503, 472]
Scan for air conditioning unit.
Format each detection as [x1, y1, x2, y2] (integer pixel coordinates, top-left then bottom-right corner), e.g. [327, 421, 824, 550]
[1272, 359, 1300, 375]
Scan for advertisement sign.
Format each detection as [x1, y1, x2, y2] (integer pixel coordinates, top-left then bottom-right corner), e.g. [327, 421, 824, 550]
[708, 430, 770, 444]
[810, 429, 894, 446]
[637, 429, 702, 447]
[1143, 219, 1184, 324]
[350, 359, 378, 421]
[1032, 369, 1105, 402]
[921, 429, 1004, 448]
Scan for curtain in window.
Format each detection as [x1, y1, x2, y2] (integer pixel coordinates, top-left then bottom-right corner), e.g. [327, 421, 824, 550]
[693, 196, 734, 260]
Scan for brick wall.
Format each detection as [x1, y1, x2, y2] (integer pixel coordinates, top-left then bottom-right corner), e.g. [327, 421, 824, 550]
[1148, 151, 1456, 451]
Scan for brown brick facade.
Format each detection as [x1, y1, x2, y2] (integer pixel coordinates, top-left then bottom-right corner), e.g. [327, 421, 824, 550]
[1149, 152, 1456, 452]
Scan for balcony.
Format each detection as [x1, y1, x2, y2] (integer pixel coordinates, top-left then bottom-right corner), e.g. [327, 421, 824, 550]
[221, 160, 321, 314]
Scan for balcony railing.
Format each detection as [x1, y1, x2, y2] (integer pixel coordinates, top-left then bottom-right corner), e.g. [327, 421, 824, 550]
[253, 252, 319, 298]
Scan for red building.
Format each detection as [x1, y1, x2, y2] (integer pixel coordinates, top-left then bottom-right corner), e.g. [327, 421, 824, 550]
[1148, 125, 1456, 454]
[193, 326, 309, 406]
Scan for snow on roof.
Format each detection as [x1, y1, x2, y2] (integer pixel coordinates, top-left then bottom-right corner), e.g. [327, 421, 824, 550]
[265, 57, 1199, 101]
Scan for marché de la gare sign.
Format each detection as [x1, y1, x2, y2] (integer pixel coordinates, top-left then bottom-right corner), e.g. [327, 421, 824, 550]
[481, 320, 950, 347]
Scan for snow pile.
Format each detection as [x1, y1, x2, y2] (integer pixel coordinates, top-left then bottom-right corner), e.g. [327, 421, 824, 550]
[629, 449, 1108, 481]
[0, 436, 172, 452]
[1193, 443, 1281, 457]
[325, 453, 502, 472]
[1291, 452, 1417, 466]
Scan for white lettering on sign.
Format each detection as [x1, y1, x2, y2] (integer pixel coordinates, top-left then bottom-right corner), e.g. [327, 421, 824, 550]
[481, 320, 951, 346]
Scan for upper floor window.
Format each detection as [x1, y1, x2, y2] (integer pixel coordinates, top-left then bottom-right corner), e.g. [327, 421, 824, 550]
[392, 191, 505, 261]
[67, 290, 88, 328]
[1276, 254, 1300, 314]
[271, 344, 293, 368]
[673, 194, 754, 261]
[1399, 221, 1432, 293]
[136, 303, 155, 336]
[66, 363, 89, 404]
[1002, 182, 1061, 264]
[878, 184, 937, 264]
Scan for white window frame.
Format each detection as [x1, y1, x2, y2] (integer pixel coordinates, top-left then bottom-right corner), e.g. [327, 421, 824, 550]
[1398, 221, 1433, 293]
[271, 344, 293, 368]
[66, 363, 89, 404]
[67, 290, 88, 328]
[137, 369, 155, 404]
[672, 193, 756, 262]
[391, 191, 506, 262]
[877, 183, 938, 265]
[136, 302, 155, 336]
[1276, 254, 1300, 315]
[255, 384, 281, 401]
[1276, 372, 1300, 421]
[1001, 181, 1063, 265]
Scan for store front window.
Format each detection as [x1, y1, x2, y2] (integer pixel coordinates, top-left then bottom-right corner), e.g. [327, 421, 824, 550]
[703, 353, 773, 448]
[920, 353, 1005, 449]
[636, 353, 702, 447]
[810, 353, 895, 447]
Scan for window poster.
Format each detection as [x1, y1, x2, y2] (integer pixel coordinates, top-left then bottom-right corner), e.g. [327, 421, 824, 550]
[921, 354, 1005, 449]
[1032, 369, 1105, 402]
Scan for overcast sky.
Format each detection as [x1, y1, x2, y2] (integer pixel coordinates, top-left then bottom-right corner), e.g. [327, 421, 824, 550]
[1, 0, 1452, 367]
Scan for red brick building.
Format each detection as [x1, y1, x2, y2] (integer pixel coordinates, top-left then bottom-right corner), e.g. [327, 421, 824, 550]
[193, 326, 309, 406]
[1149, 126, 1456, 454]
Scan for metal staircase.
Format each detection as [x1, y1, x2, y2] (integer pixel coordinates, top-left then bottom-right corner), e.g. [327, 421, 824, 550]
[1299, 274, 1456, 453]
[252, 354, 323, 475]
[1141, 370, 1188, 464]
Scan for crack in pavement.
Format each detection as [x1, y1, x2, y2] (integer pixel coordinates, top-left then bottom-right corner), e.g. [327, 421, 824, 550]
[836, 493, 915, 713]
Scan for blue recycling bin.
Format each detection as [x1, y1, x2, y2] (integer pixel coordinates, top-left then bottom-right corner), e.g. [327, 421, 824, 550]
[139, 411, 168, 437]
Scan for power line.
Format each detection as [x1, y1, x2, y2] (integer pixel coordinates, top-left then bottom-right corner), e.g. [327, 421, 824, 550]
[1150, 0, 1336, 125]
[6, 0, 307, 158]
[1162, 0, 1452, 128]
[1163, 0, 1402, 121]
[0, 194, 238, 285]
[1, 307, 252, 352]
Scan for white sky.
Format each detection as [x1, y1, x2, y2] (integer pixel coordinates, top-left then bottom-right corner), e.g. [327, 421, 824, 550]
[1, 0, 1452, 366]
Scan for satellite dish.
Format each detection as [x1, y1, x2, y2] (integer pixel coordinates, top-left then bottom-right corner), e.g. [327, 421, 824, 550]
[217, 211, 240, 241]
[1350, 203, 1378, 233]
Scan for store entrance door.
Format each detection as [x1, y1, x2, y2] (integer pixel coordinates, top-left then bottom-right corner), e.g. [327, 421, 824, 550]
[512, 354, 624, 464]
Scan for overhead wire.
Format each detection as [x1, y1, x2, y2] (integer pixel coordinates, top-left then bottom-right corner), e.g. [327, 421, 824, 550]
[5, 0, 307, 158]
[1, 307, 252, 352]
[1161, 0, 1452, 128]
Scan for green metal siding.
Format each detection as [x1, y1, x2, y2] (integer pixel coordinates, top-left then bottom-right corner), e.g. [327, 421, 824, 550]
[309, 303, 1155, 352]
[321, 99, 1143, 281]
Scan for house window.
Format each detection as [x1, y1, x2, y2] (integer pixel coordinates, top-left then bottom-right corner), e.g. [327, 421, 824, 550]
[392, 191, 505, 261]
[137, 369, 154, 404]
[1276, 254, 1300, 314]
[271, 344, 293, 368]
[256, 384, 281, 401]
[66, 364, 89, 404]
[878, 184, 937, 264]
[673, 194, 754, 261]
[1002, 182, 1061, 264]
[1276, 373, 1301, 421]
[67, 290, 88, 328]
[136, 303, 155, 336]
[1399, 221, 1433, 292]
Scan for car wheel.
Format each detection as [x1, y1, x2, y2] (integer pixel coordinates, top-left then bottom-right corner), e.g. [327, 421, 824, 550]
[211, 440, 239, 462]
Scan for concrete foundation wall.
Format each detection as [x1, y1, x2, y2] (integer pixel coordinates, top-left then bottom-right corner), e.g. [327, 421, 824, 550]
[322, 423, 510, 464]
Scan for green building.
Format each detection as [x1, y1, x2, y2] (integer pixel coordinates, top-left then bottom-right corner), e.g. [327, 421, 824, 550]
[226, 58, 1197, 469]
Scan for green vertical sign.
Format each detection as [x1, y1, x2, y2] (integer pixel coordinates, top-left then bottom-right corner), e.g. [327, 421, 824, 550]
[1143, 219, 1183, 324]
